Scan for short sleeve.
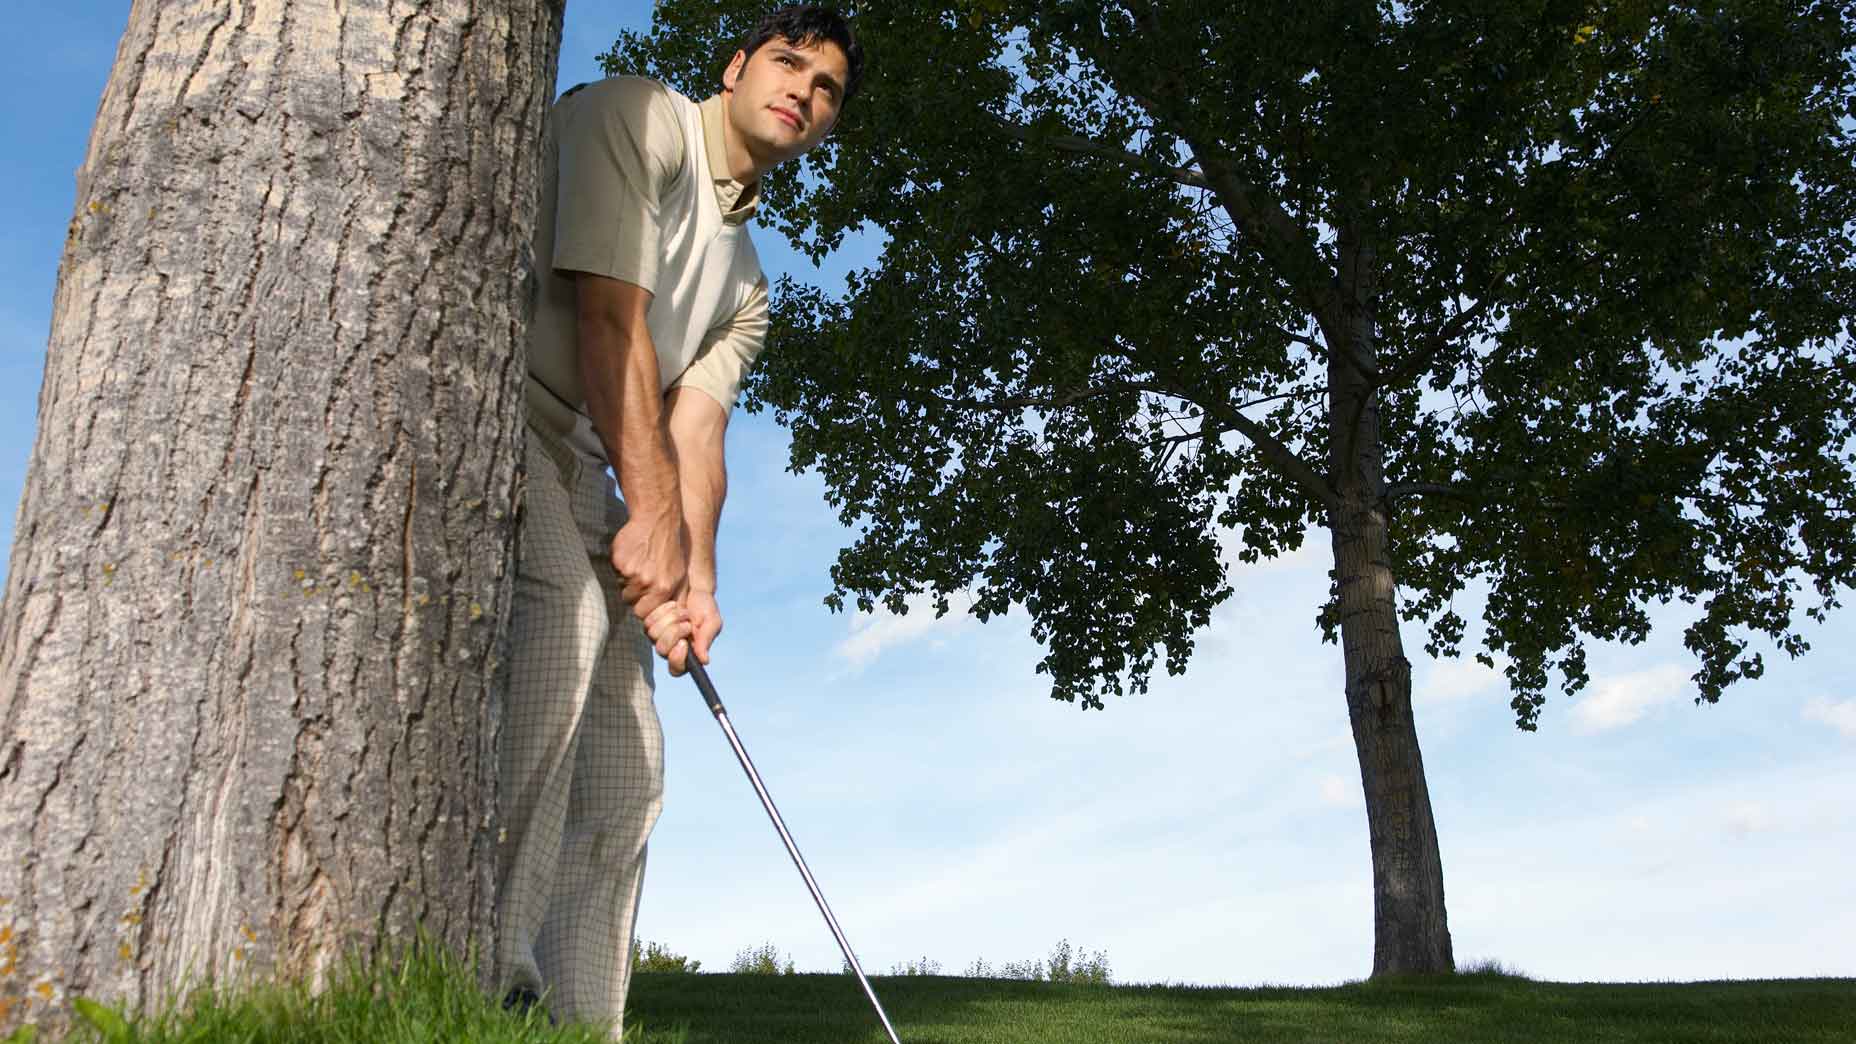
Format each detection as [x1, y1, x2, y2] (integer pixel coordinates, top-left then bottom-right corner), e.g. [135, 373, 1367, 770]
[550, 78, 684, 292]
[670, 278, 770, 414]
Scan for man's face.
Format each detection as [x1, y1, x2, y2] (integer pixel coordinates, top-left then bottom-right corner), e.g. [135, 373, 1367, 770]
[721, 36, 850, 171]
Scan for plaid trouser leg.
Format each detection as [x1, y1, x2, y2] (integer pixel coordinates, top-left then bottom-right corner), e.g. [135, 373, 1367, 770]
[537, 433, 665, 1027]
[497, 418, 664, 1038]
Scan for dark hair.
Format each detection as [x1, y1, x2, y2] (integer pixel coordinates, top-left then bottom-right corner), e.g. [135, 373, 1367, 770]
[739, 5, 865, 103]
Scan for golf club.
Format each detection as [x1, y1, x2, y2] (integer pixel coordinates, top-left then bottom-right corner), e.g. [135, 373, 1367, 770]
[685, 655, 904, 1044]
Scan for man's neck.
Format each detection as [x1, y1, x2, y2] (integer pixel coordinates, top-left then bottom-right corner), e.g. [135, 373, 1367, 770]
[718, 91, 766, 184]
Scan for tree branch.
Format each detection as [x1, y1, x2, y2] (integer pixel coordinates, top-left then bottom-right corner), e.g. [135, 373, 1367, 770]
[1335, 224, 1378, 488]
[1385, 483, 1474, 503]
[1277, 327, 1329, 354]
[1155, 374, 1340, 513]
[1195, 159, 1337, 314]
[1237, 388, 1325, 411]
[914, 379, 1167, 413]
[1681, 491, 1855, 515]
[988, 115, 1209, 190]
[1375, 295, 1494, 391]
[1068, 6, 1337, 320]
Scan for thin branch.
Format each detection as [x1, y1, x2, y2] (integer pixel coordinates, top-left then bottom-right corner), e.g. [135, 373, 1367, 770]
[1386, 483, 1474, 503]
[1680, 491, 1855, 515]
[1375, 295, 1494, 391]
[1069, 7, 1337, 319]
[1276, 327, 1328, 354]
[988, 115, 1210, 190]
[1236, 388, 1324, 412]
[1154, 373, 1340, 513]
[1193, 156, 1336, 318]
[1150, 428, 1216, 448]
[917, 379, 1168, 414]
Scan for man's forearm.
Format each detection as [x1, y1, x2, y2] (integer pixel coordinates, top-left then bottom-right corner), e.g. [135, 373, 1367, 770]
[579, 316, 679, 517]
[679, 442, 725, 592]
[666, 389, 729, 592]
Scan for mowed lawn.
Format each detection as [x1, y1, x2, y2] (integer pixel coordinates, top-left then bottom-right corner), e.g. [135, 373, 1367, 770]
[16, 950, 1852, 1044]
[627, 972, 1856, 1044]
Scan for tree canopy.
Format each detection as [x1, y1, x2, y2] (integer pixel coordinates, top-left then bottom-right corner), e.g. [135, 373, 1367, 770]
[610, 0, 1856, 726]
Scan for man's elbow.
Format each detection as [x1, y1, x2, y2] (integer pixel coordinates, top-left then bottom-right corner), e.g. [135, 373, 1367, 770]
[666, 388, 730, 451]
[573, 272, 652, 342]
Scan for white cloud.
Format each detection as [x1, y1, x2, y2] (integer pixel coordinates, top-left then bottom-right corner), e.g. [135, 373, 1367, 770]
[1569, 664, 1691, 733]
[832, 591, 975, 667]
[1720, 799, 1775, 839]
[1803, 697, 1856, 739]
[1418, 656, 1506, 705]
[1318, 773, 1358, 808]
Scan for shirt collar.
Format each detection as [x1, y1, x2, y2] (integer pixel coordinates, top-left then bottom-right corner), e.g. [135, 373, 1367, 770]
[699, 94, 760, 225]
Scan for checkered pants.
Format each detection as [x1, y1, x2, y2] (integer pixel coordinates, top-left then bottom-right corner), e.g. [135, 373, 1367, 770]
[496, 413, 665, 1038]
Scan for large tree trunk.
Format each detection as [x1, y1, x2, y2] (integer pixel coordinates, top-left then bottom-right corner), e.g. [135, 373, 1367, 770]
[1324, 225, 1455, 976]
[0, 0, 561, 1032]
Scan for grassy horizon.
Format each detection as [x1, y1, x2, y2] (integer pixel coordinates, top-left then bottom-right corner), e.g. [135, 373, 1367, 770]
[630, 970, 1856, 1043]
[7, 945, 1852, 1044]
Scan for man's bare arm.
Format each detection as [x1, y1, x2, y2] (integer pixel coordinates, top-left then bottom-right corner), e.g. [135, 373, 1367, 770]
[663, 386, 729, 673]
[575, 273, 688, 620]
[666, 387, 728, 589]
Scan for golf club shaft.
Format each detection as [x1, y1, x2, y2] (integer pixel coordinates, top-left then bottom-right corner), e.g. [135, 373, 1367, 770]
[686, 658, 903, 1044]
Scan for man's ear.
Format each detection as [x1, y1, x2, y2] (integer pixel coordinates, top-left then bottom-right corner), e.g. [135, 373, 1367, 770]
[721, 49, 747, 92]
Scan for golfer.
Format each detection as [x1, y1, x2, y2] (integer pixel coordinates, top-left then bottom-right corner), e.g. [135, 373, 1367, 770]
[494, 6, 863, 1035]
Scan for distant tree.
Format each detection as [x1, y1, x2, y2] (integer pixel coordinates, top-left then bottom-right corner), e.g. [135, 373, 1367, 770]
[0, 0, 560, 1033]
[612, 0, 1856, 976]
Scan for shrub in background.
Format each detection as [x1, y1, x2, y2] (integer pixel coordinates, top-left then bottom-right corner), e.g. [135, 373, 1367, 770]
[728, 942, 795, 975]
[1045, 939, 1112, 985]
[631, 940, 702, 973]
[962, 940, 1112, 985]
[1457, 957, 1530, 980]
[886, 956, 942, 976]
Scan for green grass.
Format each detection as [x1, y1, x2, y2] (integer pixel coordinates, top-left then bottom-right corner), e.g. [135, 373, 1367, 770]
[629, 971, 1856, 1043]
[8, 944, 644, 1044]
[12, 946, 1853, 1044]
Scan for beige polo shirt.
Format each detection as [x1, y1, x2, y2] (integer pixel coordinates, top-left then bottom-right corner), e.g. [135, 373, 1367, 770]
[526, 77, 770, 437]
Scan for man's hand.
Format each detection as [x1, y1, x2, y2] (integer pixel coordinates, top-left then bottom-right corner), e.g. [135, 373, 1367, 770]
[641, 598, 695, 664]
[572, 272, 690, 621]
[610, 503, 690, 620]
[666, 588, 723, 676]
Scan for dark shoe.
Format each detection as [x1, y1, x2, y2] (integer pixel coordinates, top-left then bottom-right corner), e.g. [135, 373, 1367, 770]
[502, 987, 555, 1025]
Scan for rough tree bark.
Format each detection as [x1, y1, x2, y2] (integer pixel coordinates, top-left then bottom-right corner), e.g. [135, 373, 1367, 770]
[1324, 224, 1455, 976]
[0, 0, 562, 1032]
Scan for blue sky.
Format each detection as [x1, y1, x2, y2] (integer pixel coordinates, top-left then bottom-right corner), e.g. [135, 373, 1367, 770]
[3, 3, 1852, 987]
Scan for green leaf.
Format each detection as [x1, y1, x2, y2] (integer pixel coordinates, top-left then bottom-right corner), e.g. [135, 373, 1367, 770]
[72, 996, 132, 1043]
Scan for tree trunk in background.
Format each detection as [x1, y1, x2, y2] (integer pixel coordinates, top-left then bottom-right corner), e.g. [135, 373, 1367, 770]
[0, 0, 561, 1032]
[1325, 225, 1455, 976]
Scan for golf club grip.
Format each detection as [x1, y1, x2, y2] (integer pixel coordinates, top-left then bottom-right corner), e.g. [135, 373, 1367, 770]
[686, 656, 725, 715]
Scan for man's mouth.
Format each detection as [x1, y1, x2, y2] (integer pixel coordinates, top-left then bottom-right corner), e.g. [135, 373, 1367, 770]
[770, 106, 802, 131]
